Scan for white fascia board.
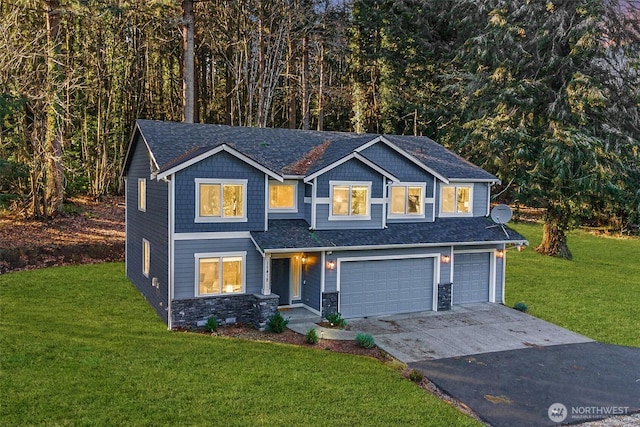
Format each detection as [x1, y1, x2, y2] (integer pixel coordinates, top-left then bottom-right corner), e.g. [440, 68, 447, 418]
[262, 239, 529, 254]
[449, 177, 501, 184]
[355, 136, 450, 184]
[283, 174, 305, 180]
[303, 151, 398, 183]
[250, 235, 266, 257]
[174, 231, 252, 240]
[156, 144, 283, 182]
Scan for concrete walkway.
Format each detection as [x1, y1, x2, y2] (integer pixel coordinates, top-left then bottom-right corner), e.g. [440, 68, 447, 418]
[286, 303, 593, 362]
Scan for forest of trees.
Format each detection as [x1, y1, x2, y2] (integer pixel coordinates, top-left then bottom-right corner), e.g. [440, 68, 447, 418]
[1, 0, 639, 258]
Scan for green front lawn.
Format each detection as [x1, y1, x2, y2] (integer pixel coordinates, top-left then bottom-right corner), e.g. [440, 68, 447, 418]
[506, 223, 640, 347]
[0, 263, 480, 427]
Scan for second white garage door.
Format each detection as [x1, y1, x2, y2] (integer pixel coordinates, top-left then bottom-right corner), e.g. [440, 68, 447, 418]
[338, 257, 435, 318]
[453, 252, 491, 304]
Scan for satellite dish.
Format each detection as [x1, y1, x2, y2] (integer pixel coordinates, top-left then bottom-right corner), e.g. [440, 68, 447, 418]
[487, 204, 512, 238]
[490, 204, 513, 224]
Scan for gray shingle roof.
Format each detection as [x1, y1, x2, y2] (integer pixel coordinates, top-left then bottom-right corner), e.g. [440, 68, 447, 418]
[132, 119, 497, 182]
[250, 218, 527, 252]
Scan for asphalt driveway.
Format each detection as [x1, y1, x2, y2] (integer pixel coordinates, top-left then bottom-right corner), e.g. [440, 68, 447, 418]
[347, 303, 593, 362]
[411, 342, 640, 427]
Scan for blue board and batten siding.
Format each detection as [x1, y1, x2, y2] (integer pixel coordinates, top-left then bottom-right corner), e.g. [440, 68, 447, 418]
[301, 253, 322, 311]
[125, 137, 169, 322]
[173, 151, 266, 233]
[173, 238, 263, 299]
[473, 183, 490, 217]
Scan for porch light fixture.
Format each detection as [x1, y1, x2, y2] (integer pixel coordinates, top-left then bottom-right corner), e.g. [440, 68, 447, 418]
[495, 249, 505, 258]
[327, 260, 336, 270]
[441, 255, 451, 264]
[301, 255, 308, 264]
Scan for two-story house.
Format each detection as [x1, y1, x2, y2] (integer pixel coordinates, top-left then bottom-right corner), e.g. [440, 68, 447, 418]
[122, 120, 527, 330]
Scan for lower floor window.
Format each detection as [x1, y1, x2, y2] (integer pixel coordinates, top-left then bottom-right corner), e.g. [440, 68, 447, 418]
[197, 253, 245, 295]
[142, 239, 150, 277]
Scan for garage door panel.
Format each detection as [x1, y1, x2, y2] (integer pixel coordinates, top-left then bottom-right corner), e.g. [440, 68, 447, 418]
[339, 257, 434, 318]
[453, 252, 491, 304]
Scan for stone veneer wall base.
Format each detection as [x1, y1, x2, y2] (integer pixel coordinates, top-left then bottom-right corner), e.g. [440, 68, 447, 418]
[171, 293, 279, 331]
[321, 291, 339, 318]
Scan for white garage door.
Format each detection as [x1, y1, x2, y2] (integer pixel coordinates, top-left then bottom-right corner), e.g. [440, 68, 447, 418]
[339, 257, 434, 318]
[453, 252, 491, 304]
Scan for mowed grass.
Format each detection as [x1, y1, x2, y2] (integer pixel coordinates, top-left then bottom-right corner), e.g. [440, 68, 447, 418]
[0, 263, 480, 427]
[506, 223, 640, 347]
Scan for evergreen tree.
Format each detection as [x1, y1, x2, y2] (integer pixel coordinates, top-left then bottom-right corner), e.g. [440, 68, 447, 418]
[450, 0, 640, 258]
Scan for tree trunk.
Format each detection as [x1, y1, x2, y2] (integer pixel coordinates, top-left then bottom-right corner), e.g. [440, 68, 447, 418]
[536, 207, 572, 259]
[317, 39, 324, 131]
[45, 0, 64, 217]
[182, 0, 195, 123]
[286, 11, 296, 129]
[301, 35, 310, 130]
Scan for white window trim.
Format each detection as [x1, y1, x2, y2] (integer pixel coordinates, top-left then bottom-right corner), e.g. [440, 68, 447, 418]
[387, 182, 426, 219]
[439, 184, 474, 217]
[195, 178, 248, 223]
[328, 180, 372, 221]
[268, 180, 298, 212]
[138, 178, 146, 212]
[142, 238, 150, 278]
[194, 251, 247, 297]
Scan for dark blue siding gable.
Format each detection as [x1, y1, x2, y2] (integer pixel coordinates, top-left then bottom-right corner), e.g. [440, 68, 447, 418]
[173, 151, 266, 233]
[315, 159, 384, 198]
[314, 158, 385, 230]
[125, 136, 169, 322]
[360, 142, 435, 193]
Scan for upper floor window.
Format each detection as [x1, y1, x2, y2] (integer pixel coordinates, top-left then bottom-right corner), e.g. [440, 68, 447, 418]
[269, 181, 297, 211]
[196, 252, 245, 296]
[138, 178, 146, 211]
[330, 181, 371, 219]
[440, 185, 472, 216]
[389, 183, 425, 217]
[195, 179, 247, 222]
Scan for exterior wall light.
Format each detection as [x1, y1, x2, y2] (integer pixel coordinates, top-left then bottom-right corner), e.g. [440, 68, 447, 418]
[301, 255, 308, 264]
[327, 260, 335, 270]
[495, 249, 505, 258]
[441, 255, 451, 264]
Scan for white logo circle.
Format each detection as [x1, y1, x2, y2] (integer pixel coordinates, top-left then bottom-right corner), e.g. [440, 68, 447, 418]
[548, 402, 568, 423]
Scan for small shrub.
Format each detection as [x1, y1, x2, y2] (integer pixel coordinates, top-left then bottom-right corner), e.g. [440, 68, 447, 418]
[355, 333, 375, 349]
[204, 316, 218, 332]
[513, 301, 528, 313]
[408, 369, 424, 383]
[305, 328, 319, 345]
[325, 312, 347, 329]
[266, 311, 289, 333]
[385, 359, 406, 372]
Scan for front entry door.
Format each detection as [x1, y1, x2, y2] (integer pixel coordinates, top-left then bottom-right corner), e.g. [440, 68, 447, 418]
[271, 258, 290, 306]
